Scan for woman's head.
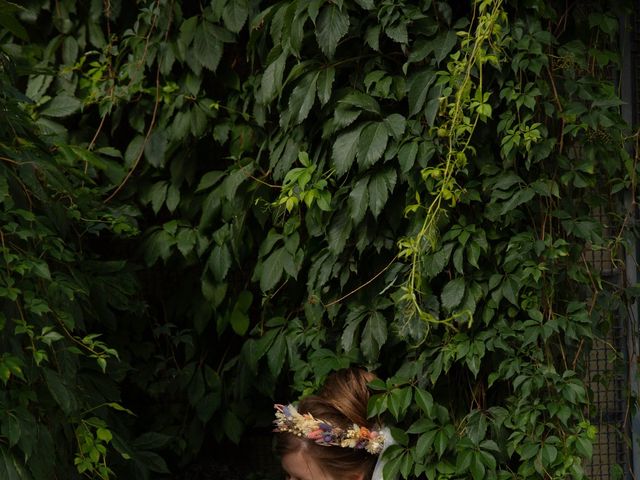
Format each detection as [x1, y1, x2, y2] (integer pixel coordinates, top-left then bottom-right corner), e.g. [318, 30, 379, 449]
[275, 368, 380, 480]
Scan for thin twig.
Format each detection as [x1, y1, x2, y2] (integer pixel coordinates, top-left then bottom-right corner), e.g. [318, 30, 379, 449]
[0, 155, 19, 164]
[240, 164, 281, 188]
[546, 64, 565, 155]
[104, 67, 161, 203]
[324, 256, 398, 308]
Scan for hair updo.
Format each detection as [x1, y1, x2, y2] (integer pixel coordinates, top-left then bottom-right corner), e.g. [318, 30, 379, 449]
[275, 367, 379, 479]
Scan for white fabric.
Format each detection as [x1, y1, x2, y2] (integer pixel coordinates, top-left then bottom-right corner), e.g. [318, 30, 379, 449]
[371, 427, 395, 480]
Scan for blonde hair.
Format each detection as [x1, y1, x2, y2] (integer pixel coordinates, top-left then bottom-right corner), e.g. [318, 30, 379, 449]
[275, 368, 378, 479]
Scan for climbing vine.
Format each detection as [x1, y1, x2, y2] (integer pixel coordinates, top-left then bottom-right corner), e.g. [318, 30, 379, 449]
[398, 0, 508, 333]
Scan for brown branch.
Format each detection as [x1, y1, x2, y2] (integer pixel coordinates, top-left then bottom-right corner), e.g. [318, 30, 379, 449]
[104, 0, 173, 202]
[324, 255, 398, 308]
[104, 67, 161, 203]
[239, 164, 282, 189]
[0, 155, 19, 164]
[546, 64, 565, 155]
[84, 110, 109, 175]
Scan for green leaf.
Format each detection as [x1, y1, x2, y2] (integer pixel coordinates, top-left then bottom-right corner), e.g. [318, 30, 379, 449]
[96, 428, 112, 442]
[327, 209, 352, 254]
[144, 230, 174, 265]
[125, 135, 145, 167]
[134, 451, 171, 474]
[469, 453, 486, 480]
[382, 446, 403, 480]
[519, 443, 539, 461]
[385, 22, 408, 44]
[188, 369, 206, 407]
[434, 30, 458, 63]
[62, 36, 78, 65]
[467, 241, 481, 268]
[339, 91, 381, 115]
[0, 364, 10, 384]
[194, 21, 223, 71]
[408, 70, 436, 116]
[0, 4, 28, 40]
[357, 122, 388, 169]
[149, 182, 168, 214]
[315, 4, 349, 58]
[166, 184, 180, 212]
[398, 141, 418, 173]
[107, 403, 135, 415]
[441, 277, 465, 311]
[196, 391, 221, 422]
[388, 387, 412, 420]
[452, 245, 464, 274]
[223, 165, 250, 200]
[425, 95, 441, 126]
[499, 188, 535, 215]
[368, 169, 396, 219]
[179, 15, 198, 46]
[384, 113, 406, 139]
[258, 229, 283, 257]
[407, 418, 433, 434]
[197, 171, 225, 192]
[144, 130, 168, 167]
[354, 0, 375, 9]
[361, 311, 387, 362]
[260, 247, 286, 291]
[288, 72, 319, 125]
[317, 67, 336, 105]
[40, 95, 82, 117]
[31, 260, 51, 280]
[261, 49, 287, 103]
[365, 25, 380, 51]
[223, 410, 244, 444]
[415, 387, 434, 415]
[333, 104, 362, 131]
[2, 414, 20, 447]
[425, 243, 454, 278]
[502, 276, 520, 306]
[230, 308, 249, 336]
[400, 450, 413, 478]
[417, 429, 438, 458]
[176, 229, 196, 257]
[492, 172, 523, 190]
[541, 443, 558, 465]
[222, 0, 248, 33]
[349, 176, 369, 223]
[43, 369, 77, 415]
[267, 333, 287, 376]
[434, 428, 449, 457]
[341, 306, 367, 351]
[332, 124, 364, 176]
[0, 447, 21, 480]
[209, 244, 232, 281]
[132, 432, 173, 450]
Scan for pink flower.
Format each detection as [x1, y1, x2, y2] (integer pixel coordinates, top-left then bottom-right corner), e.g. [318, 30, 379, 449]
[307, 429, 324, 440]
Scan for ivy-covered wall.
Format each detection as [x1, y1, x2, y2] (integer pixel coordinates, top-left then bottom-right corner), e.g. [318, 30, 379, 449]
[0, 0, 636, 478]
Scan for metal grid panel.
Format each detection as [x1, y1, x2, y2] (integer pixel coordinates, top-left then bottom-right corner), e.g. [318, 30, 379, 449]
[585, 325, 629, 479]
[583, 203, 632, 478]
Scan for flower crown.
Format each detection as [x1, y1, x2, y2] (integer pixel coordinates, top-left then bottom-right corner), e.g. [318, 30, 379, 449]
[273, 403, 385, 455]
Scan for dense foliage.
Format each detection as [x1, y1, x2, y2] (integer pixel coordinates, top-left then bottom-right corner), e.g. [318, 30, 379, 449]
[0, 0, 636, 478]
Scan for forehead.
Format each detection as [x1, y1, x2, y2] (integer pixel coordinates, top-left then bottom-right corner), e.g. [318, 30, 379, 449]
[281, 449, 331, 480]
